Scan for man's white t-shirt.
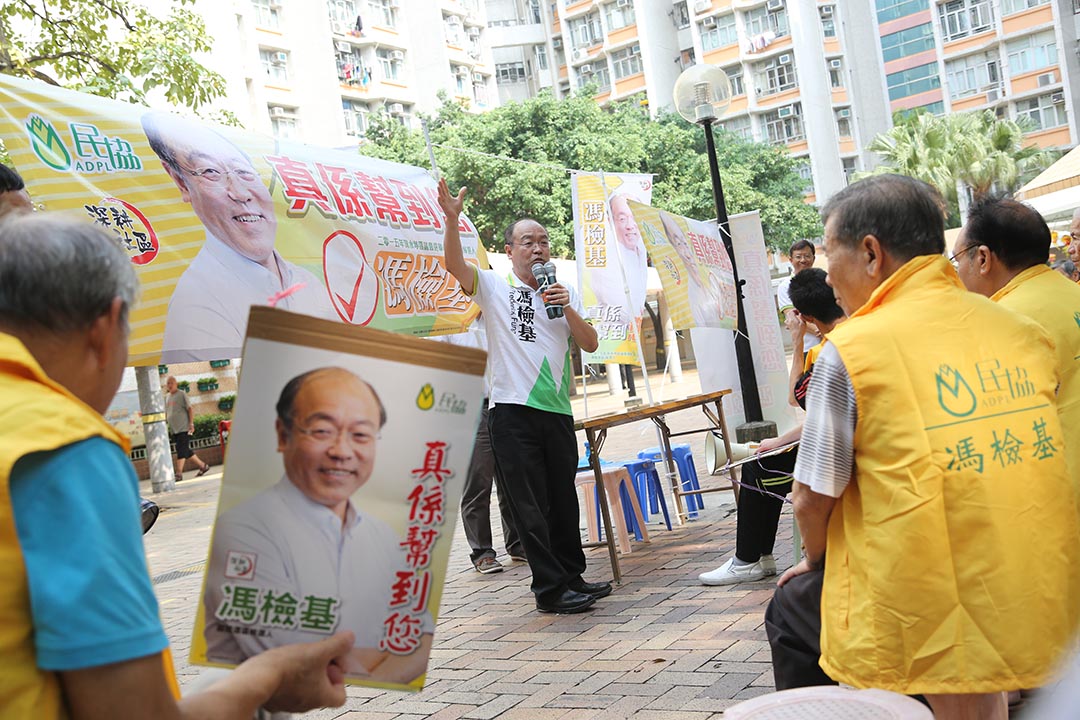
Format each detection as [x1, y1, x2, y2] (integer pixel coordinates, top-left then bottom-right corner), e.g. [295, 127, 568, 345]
[776, 275, 822, 348]
[441, 317, 490, 398]
[470, 268, 584, 416]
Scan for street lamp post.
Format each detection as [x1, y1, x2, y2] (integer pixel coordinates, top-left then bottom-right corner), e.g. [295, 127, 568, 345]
[673, 65, 775, 442]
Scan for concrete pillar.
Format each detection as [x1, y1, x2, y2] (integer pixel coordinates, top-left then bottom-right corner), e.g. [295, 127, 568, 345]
[136, 366, 175, 494]
[658, 293, 682, 382]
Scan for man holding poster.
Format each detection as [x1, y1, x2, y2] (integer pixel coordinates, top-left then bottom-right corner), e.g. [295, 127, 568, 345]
[438, 180, 610, 615]
[142, 111, 336, 362]
[203, 367, 433, 683]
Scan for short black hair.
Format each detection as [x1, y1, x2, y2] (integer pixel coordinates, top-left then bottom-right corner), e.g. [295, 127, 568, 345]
[503, 217, 541, 246]
[276, 367, 387, 430]
[821, 174, 945, 260]
[0, 164, 25, 193]
[788, 268, 843, 324]
[963, 195, 1050, 271]
[789, 239, 815, 257]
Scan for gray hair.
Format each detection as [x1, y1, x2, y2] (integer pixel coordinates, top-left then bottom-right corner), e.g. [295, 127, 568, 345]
[821, 174, 945, 260]
[0, 213, 139, 333]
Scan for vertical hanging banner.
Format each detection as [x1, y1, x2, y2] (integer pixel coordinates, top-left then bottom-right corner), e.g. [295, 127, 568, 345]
[570, 172, 652, 365]
[191, 306, 484, 692]
[0, 74, 481, 365]
[625, 200, 737, 331]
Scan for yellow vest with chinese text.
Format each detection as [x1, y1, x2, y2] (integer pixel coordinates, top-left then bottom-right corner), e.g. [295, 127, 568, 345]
[991, 264, 1080, 487]
[0, 334, 180, 718]
[819, 256, 1079, 694]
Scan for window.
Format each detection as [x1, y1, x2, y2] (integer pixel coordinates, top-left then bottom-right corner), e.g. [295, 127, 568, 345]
[529, 0, 542, 23]
[886, 62, 940, 100]
[474, 78, 489, 108]
[795, 161, 814, 194]
[944, 52, 1000, 99]
[835, 107, 852, 137]
[335, 47, 370, 86]
[259, 49, 289, 84]
[367, 0, 396, 27]
[342, 99, 368, 137]
[938, 0, 994, 43]
[763, 105, 804, 145]
[611, 45, 642, 79]
[754, 54, 797, 96]
[720, 115, 752, 140]
[875, 0, 928, 23]
[725, 65, 745, 96]
[453, 65, 468, 95]
[828, 58, 844, 88]
[535, 45, 549, 71]
[269, 107, 298, 140]
[496, 62, 527, 83]
[1006, 30, 1058, 75]
[577, 64, 611, 91]
[842, 157, 857, 185]
[252, 0, 282, 28]
[1016, 93, 1067, 130]
[376, 48, 402, 81]
[605, 1, 635, 30]
[821, 11, 836, 39]
[673, 1, 690, 29]
[444, 14, 465, 46]
[701, 14, 738, 51]
[1002, 0, 1050, 14]
[328, 0, 359, 28]
[880, 24, 935, 63]
[569, 12, 602, 48]
[745, 5, 789, 40]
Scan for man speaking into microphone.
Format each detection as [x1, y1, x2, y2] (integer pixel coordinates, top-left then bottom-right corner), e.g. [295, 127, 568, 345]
[438, 180, 607, 615]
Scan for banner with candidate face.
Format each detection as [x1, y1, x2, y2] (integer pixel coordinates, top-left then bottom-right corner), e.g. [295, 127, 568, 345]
[0, 74, 480, 365]
[570, 172, 653, 366]
[625, 200, 737, 331]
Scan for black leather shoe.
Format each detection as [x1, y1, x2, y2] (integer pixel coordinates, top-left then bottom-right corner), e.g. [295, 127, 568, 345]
[536, 589, 596, 614]
[569, 579, 612, 599]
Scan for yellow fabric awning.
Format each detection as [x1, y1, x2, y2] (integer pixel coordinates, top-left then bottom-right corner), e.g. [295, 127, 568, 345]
[1017, 145, 1080, 201]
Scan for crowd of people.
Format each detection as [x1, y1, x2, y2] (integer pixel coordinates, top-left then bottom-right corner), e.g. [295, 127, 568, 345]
[2, 158, 1079, 719]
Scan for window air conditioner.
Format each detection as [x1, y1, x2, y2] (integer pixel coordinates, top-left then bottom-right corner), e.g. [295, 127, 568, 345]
[553, 37, 563, 49]
[468, 27, 481, 38]
[580, 63, 593, 74]
[390, 50, 405, 61]
[631, 43, 641, 54]
[778, 53, 791, 64]
[1037, 72, 1055, 87]
[270, 106, 287, 117]
[766, 0, 784, 10]
[820, 5, 833, 16]
[777, 105, 793, 118]
[693, 0, 712, 14]
[617, 0, 631, 7]
[573, 47, 586, 60]
[335, 41, 352, 53]
[447, 15, 463, 26]
[836, 107, 851, 118]
[473, 72, 485, 84]
[702, 16, 717, 28]
[389, 102, 405, 115]
[272, 51, 288, 64]
[332, 20, 348, 34]
[1051, 91, 1065, 104]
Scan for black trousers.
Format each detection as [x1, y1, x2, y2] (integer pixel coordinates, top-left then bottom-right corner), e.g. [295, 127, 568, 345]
[488, 403, 586, 602]
[764, 567, 836, 690]
[461, 404, 522, 563]
[735, 452, 796, 563]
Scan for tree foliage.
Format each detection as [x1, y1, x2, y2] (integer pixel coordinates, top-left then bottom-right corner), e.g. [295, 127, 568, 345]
[863, 109, 1058, 223]
[360, 91, 821, 256]
[1, 0, 226, 111]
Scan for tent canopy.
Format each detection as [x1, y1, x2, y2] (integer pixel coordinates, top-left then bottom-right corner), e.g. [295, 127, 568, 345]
[1017, 145, 1080, 222]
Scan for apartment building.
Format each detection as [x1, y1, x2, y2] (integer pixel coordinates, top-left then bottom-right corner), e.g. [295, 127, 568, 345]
[489, 0, 1079, 207]
[194, 0, 498, 146]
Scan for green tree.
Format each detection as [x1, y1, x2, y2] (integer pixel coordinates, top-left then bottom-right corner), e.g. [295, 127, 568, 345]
[1, 0, 226, 111]
[359, 91, 820, 255]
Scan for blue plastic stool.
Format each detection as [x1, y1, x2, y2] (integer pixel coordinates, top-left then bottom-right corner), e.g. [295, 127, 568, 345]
[638, 444, 702, 519]
[620, 458, 671, 533]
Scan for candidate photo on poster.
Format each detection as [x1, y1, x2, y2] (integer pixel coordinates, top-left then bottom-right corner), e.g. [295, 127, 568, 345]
[202, 367, 433, 685]
[142, 111, 337, 362]
[589, 188, 649, 325]
[659, 211, 735, 329]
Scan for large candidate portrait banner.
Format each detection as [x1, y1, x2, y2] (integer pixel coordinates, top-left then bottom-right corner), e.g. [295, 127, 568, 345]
[190, 306, 484, 692]
[625, 200, 737, 331]
[0, 74, 481, 365]
[570, 172, 652, 365]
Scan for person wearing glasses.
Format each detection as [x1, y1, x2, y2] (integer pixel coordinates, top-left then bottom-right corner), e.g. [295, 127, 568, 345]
[438, 179, 607, 616]
[142, 112, 335, 363]
[202, 367, 433, 683]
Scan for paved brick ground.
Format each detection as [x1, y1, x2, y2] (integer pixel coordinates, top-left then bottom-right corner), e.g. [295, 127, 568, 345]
[145, 369, 795, 718]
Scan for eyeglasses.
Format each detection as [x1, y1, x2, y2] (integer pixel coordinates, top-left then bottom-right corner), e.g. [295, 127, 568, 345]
[290, 421, 378, 449]
[516, 240, 550, 250]
[948, 244, 976, 268]
[791, 254, 815, 263]
[174, 162, 261, 187]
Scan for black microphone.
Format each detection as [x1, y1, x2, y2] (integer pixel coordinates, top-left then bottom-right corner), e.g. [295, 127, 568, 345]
[531, 261, 564, 319]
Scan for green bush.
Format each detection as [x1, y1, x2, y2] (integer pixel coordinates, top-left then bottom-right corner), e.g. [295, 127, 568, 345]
[193, 413, 230, 440]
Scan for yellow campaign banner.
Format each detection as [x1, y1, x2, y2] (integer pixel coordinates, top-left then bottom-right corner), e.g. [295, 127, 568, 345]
[0, 74, 480, 365]
[570, 172, 652, 366]
[626, 200, 737, 331]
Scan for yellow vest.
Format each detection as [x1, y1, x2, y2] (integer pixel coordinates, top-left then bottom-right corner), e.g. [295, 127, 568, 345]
[991, 264, 1080, 487]
[0, 334, 178, 718]
[820, 256, 1079, 694]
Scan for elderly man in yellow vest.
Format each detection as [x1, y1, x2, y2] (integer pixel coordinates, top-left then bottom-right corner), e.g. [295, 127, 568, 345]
[0, 213, 353, 718]
[953, 196, 1080, 489]
[764, 175, 1079, 720]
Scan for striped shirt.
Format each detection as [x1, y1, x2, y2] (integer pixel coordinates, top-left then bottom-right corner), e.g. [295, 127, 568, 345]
[793, 342, 857, 498]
